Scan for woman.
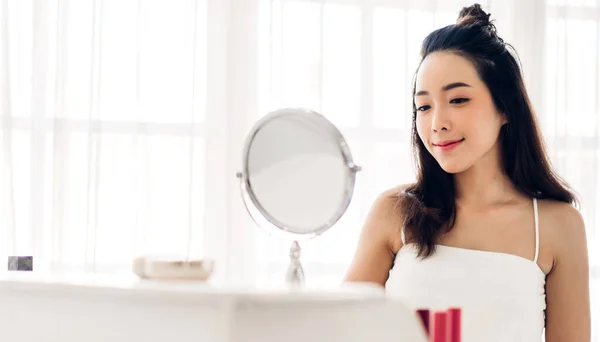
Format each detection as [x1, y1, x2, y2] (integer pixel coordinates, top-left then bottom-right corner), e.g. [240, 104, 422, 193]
[344, 4, 591, 341]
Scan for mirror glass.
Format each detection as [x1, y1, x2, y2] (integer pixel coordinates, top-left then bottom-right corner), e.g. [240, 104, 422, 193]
[247, 113, 351, 234]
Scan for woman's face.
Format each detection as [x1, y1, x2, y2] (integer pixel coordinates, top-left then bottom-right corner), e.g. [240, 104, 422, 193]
[414, 51, 507, 174]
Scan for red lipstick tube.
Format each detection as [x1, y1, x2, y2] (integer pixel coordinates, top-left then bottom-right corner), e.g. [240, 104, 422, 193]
[447, 308, 461, 342]
[430, 311, 447, 342]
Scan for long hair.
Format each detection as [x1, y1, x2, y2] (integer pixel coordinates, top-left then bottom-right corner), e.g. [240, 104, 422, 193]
[398, 4, 577, 258]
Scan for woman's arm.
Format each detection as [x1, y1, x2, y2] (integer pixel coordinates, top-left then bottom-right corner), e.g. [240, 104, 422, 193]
[344, 188, 404, 287]
[545, 204, 591, 342]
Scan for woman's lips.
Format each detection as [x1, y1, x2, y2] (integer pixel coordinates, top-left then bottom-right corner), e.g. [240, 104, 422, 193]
[433, 138, 464, 151]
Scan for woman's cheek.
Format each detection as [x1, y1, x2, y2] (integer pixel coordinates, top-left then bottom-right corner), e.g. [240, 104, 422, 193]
[416, 117, 429, 143]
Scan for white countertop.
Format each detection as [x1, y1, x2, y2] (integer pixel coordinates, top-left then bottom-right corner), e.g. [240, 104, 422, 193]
[0, 270, 386, 303]
[0, 271, 428, 342]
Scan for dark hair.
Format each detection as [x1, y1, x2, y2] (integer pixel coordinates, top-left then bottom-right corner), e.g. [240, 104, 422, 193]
[398, 3, 577, 258]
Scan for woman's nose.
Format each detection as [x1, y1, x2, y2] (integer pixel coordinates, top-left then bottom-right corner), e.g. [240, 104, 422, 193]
[431, 108, 450, 132]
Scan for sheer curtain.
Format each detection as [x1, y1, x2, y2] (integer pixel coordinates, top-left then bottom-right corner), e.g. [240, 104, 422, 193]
[0, 0, 212, 272]
[1, 0, 598, 337]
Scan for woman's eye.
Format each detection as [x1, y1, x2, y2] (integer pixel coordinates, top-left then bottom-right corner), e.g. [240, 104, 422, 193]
[417, 105, 431, 112]
[450, 98, 469, 104]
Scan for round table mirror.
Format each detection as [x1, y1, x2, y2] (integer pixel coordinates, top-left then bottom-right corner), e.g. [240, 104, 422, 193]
[236, 108, 361, 288]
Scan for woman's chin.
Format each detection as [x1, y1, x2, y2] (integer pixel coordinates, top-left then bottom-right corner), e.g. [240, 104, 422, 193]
[437, 160, 470, 174]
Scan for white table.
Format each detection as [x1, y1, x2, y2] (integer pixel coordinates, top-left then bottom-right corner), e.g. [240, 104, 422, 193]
[0, 272, 427, 342]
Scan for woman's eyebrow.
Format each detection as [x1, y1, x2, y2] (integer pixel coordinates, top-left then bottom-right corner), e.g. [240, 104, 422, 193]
[415, 82, 472, 96]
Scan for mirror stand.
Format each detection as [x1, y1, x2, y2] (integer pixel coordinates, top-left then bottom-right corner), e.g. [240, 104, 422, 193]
[285, 241, 305, 288]
[237, 108, 360, 290]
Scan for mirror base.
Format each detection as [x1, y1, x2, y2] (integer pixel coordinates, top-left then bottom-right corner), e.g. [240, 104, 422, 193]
[285, 241, 305, 289]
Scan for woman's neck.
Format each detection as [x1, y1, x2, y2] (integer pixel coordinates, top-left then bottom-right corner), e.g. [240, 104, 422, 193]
[453, 150, 522, 208]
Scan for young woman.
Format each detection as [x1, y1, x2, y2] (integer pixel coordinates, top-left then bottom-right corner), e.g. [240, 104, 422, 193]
[344, 4, 591, 341]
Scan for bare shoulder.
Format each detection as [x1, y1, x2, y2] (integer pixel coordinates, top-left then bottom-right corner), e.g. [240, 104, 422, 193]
[537, 199, 587, 266]
[366, 184, 412, 251]
[342, 184, 412, 285]
[373, 184, 411, 208]
[369, 184, 411, 221]
[538, 199, 591, 341]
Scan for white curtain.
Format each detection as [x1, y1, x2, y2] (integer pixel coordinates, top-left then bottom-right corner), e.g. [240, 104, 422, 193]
[1, 0, 598, 337]
[0, 0, 212, 271]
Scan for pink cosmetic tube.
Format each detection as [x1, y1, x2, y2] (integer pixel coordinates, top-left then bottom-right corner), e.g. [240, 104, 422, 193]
[430, 311, 447, 342]
[446, 308, 461, 342]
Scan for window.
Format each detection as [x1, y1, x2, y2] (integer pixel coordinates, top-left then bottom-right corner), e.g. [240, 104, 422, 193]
[0, 0, 208, 272]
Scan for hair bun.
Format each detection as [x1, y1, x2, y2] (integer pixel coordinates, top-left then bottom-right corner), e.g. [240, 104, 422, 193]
[457, 4, 495, 32]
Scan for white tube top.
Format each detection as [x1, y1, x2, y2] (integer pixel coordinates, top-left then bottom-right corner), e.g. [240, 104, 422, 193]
[385, 198, 546, 341]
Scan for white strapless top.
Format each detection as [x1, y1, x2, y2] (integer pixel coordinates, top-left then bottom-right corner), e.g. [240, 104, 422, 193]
[385, 198, 546, 342]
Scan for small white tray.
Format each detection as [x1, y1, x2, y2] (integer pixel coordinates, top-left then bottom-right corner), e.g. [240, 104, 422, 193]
[133, 257, 214, 281]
